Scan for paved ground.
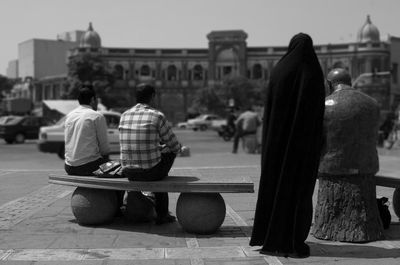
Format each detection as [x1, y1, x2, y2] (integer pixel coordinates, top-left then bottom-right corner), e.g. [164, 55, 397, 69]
[0, 144, 399, 264]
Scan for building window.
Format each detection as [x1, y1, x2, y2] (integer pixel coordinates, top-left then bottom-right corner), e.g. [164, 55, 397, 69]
[371, 58, 381, 73]
[140, 65, 150, 76]
[114, 64, 124, 80]
[393, 63, 398, 84]
[252, 64, 263, 79]
[193, 65, 203, 80]
[167, 65, 177, 81]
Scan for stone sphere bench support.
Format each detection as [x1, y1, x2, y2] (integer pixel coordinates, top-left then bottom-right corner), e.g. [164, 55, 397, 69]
[48, 174, 254, 235]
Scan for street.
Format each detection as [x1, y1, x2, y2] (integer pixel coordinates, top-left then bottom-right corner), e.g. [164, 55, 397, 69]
[0, 130, 399, 264]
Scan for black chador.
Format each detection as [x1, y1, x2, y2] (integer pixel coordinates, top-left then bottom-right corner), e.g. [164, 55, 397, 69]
[250, 33, 325, 258]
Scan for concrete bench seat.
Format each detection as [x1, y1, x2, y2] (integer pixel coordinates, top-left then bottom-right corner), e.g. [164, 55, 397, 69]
[49, 174, 254, 234]
[375, 173, 400, 220]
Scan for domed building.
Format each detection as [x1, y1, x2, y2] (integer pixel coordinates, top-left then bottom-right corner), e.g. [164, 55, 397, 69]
[357, 15, 380, 43]
[80, 22, 101, 48]
[23, 15, 400, 124]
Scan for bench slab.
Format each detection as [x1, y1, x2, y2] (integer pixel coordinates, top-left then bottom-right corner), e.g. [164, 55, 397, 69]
[48, 174, 254, 193]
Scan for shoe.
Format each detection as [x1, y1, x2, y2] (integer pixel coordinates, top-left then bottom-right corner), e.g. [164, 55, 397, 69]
[155, 213, 176, 225]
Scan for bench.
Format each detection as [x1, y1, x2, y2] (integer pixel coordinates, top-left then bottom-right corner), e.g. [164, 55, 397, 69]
[48, 174, 254, 234]
[375, 174, 400, 220]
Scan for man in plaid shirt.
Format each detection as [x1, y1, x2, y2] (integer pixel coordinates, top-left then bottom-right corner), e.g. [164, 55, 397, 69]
[119, 83, 183, 225]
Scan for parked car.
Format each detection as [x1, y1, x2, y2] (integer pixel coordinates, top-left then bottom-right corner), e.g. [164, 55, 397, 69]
[176, 121, 189, 129]
[186, 114, 224, 131]
[0, 115, 50, 144]
[37, 110, 121, 159]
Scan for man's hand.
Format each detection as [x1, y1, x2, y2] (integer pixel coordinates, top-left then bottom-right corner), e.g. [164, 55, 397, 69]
[179, 145, 190, 157]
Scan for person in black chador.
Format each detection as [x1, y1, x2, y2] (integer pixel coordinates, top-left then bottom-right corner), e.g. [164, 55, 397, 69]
[249, 33, 325, 258]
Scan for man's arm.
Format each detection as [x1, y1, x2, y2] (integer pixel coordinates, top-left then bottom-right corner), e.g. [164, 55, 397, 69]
[159, 116, 182, 153]
[95, 115, 111, 156]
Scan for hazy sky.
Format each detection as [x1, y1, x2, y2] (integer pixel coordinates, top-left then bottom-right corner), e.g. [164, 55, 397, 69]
[1, 0, 399, 75]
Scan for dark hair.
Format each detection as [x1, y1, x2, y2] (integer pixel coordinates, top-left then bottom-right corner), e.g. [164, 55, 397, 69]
[136, 83, 155, 103]
[78, 85, 96, 105]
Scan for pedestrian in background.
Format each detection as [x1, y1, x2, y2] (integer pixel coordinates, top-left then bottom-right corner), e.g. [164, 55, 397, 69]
[250, 33, 325, 258]
[232, 106, 260, 153]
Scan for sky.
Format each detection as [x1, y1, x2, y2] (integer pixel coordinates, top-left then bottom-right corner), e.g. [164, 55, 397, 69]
[1, 0, 400, 75]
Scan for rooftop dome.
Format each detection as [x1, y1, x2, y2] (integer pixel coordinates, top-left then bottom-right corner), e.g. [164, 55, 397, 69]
[80, 22, 101, 48]
[357, 15, 380, 43]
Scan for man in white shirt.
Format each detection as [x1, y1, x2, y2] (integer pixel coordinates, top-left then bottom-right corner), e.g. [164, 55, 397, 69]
[64, 86, 110, 175]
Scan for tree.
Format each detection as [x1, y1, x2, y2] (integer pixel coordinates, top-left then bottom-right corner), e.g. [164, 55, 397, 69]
[66, 53, 115, 107]
[213, 76, 267, 110]
[189, 76, 267, 116]
[191, 87, 225, 115]
[0, 75, 16, 101]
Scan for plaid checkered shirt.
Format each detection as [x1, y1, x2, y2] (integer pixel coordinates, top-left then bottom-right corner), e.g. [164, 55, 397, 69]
[119, 103, 182, 169]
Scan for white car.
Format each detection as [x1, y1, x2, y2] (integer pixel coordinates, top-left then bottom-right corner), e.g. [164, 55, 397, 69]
[187, 114, 224, 131]
[37, 110, 121, 159]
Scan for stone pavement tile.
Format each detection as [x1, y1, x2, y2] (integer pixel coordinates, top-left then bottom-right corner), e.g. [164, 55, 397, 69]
[91, 218, 153, 235]
[282, 258, 400, 265]
[223, 201, 255, 212]
[49, 234, 118, 249]
[28, 205, 67, 219]
[105, 259, 191, 265]
[166, 246, 245, 259]
[30, 260, 103, 265]
[0, 233, 57, 249]
[148, 222, 185, 235]
[12, 214, 94, 235]
[113, 233, 187, 248]
[0, 261, 32, 265]
[83, 248, 165, 260]
[308, 241, 400, 259]
[196, 237, 249, 247]
[204, 257, 267, 265]
[32, 262, 103, 265]
[212, 226, 247, 238]
[234, 210, 254, 225]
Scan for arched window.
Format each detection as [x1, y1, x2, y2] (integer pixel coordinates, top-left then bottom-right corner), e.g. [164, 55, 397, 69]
[252, 64, 263, 79]
[140, 65, 150, 76]
[193, 65, 203, 80]
[167, 65, 177, 81]
[114, 64, 124, 80]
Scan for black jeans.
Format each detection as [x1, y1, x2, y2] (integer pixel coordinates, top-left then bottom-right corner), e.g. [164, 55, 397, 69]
[122, 152, 176, 217]
[65, 157, 124, 208]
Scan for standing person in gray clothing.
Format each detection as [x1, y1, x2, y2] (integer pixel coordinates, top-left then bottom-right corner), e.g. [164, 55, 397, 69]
[232, 107, 261, 153]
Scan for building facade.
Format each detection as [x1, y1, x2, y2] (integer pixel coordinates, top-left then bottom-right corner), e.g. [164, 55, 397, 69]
[12, 16, 400, 123]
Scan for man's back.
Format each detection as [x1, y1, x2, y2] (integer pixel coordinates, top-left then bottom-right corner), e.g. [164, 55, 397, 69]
[119, 103, 181, 169]
[237, 111, 260, 132]
[65, 105, 109, 166]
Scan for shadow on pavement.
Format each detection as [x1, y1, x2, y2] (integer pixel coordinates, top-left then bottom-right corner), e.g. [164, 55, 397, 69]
[68, 217, 251, 238]
[310, 241, 400, 259]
